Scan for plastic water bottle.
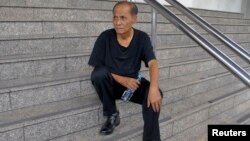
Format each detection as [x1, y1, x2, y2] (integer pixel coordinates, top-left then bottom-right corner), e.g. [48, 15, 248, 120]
[121, 73, 143, 102]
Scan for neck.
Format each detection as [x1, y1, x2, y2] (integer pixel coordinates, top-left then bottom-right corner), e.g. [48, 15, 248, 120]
[117, 28, 134, 40]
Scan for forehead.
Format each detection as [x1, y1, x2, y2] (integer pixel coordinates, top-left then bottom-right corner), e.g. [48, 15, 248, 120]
[113, 3, 132, 15]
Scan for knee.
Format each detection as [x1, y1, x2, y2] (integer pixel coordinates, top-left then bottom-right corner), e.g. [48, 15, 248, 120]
[91, 66, 110, 83]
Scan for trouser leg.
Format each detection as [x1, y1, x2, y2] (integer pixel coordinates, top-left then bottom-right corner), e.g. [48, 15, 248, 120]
[141, 92, 162, 141]
[91, 66, 117, 116]
[125, 78, 163, 141]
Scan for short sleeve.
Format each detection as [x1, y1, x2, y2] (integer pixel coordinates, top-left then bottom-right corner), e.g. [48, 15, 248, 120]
[88, 33, 106, 67]
[142, 33, 156, 67]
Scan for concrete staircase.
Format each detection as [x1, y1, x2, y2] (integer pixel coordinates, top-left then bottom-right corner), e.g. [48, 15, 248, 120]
[0, 0, 249, 141]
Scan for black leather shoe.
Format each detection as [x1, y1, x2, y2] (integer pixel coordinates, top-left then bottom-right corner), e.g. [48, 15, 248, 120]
[100, 111, 120, 135]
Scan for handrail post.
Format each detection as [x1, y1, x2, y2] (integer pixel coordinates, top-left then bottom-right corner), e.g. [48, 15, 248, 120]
[151, 8, 157, 51]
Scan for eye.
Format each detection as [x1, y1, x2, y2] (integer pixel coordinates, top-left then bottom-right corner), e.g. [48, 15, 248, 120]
[121, 16, 126, 20]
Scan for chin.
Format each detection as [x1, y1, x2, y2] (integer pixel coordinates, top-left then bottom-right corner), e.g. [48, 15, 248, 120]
[116, 31, 124, 35]
[115, 30, 124, 34]
[115, 29, 128, 35]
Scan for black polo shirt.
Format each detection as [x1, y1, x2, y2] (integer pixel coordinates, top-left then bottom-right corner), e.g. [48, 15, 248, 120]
[88, 28, 156, 78]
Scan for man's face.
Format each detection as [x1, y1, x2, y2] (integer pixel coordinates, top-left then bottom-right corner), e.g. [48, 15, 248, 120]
[113, 4, 137, 35]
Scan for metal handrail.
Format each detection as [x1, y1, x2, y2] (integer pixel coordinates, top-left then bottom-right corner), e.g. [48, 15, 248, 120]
[165, 0, 250, 63]
[151, 8, 157, 51]
[144, 0, 250, 87]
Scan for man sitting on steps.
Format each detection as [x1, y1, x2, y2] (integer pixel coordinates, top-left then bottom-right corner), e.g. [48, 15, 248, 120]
[88, 1, 163, 141]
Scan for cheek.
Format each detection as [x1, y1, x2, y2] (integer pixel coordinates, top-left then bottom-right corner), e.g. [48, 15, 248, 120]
[126, 22, 133, 28]
[125, 21, 133, 26]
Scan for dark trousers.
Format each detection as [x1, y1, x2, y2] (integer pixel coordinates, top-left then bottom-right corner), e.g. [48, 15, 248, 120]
[91, 66, 162, 141]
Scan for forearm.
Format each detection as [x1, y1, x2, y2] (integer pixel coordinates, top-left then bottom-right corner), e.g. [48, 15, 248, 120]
[147, 59, 162, 112]
[148, 59, 159, 88]
[111, 73, 125, 84]
[112, 73, 140, 90]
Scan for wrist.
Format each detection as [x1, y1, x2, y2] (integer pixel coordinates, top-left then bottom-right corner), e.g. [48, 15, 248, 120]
[150, 83, 158, 89]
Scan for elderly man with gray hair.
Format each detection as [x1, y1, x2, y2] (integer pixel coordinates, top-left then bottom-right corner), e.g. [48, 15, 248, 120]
[88, 1, 163, 141]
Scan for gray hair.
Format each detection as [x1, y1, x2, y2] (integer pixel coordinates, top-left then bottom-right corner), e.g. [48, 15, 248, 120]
[113, 1, 138, 15]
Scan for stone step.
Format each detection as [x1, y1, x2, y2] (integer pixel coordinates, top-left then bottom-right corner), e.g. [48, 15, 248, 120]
[129, 89, 250, 141]
[158, 41, 250, 52]
[0, 20, 249, 55]
[0, 20, 249, 38]
[186, 24, 250, 34]
[244, 19, 250, 24]
[0, 32, 249, 50]
[167, 5, 243, 19]
[239, 113, 250, 124]
[0, 29, 249, 57]
[0, 6, 246, 25]
[0, 43, 248, 81]
[159, 66, 249, 99]
[51, 87, 249, 141]
[173, 11, 250, 42]
[208, 88, 250, 124]
[158, 55, 249, 78]
[0, 77, 248, 141]
[0, 0, 243, 19]
[0, 94, 101, 141]
[172, 14, 248, 25]
[0, 50, 171, 80]
[0, 71, 91, 113]
[0, 36, 95, 57]
[156, 42, 250, 60]
[0, 51, 90, 80]
[184, 95, 250, 141]
[157, 32, 250, 47]
[0, 1, 248, 141]
[237, 112, 250, 124]
[224, 108, 250, 125]
[0, 51, 248, 112]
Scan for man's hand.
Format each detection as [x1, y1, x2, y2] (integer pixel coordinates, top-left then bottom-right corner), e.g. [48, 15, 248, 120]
[147, 86, 162, 112]
[112, 73, 140, 91]
[121, 77, 140, 91]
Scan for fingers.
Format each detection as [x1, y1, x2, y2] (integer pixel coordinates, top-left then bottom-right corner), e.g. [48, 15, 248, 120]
[150, 100, 162, 112]
[155, 103, 160, 112]
[147, 88, 162, 112]
[127, 79, 140, 90]
[151, 102, 159, 112]
[136, 80, 140, 85]
[128, 83, 138, 91]
[152, 103, 156, 112]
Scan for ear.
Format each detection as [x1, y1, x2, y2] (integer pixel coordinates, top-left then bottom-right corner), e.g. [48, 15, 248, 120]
[132, 15, 138, 24]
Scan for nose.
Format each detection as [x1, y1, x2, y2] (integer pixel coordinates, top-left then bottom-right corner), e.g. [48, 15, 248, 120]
[115, 18, 121, 26]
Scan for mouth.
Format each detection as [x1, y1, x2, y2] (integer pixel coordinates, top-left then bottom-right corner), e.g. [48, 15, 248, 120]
[115, 28, 125, 32]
